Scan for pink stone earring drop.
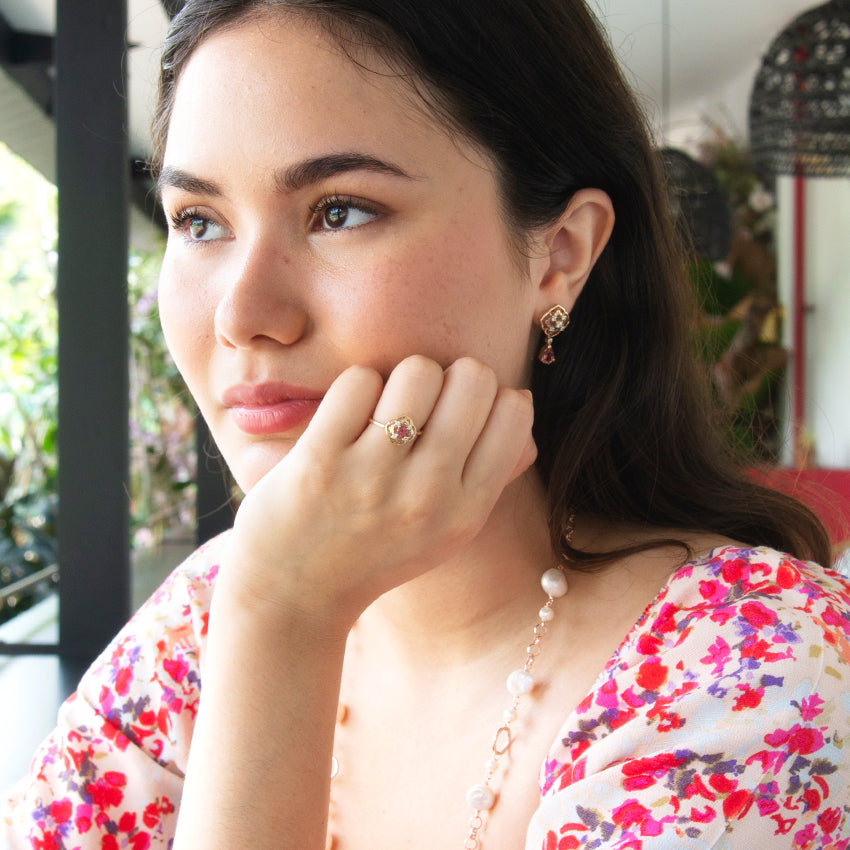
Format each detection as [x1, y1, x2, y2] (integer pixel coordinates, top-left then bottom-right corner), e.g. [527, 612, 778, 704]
[537, 305, 570, 364]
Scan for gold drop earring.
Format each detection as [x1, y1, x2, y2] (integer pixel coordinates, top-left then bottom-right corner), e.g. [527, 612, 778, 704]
[537, 305, 570, 364]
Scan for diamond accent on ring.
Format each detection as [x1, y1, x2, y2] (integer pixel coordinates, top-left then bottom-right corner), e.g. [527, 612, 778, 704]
[385, 416, 417, 445]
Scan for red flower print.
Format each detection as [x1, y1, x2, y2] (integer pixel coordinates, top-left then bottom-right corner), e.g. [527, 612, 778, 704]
[722, 789, 752, 819]
[635, 658, 668, 691]
[771, 813, 797, 834]
[49, 798, 72, 824]
[654, 602, 679, 633]
[623, 774, 656, 791]
[157, 706, 172, 735]
[138, 709, 156, 727]
[102, 835, 119, 850]
[802, 787, 821, 812]
[818, 806, 842, 833]
[708, 773, 736, 795]
[636, 633, 662, 655]
[710, 606, 736, 626]
[119, 811, 137, 832]
[612, 798, 650, 829]
[732, 683, 764, 711]
[721, 557, 748, 584]
[788, 725, 825, 755]
[546, 835, 581, 850]
[143, 801, 161, 829]
[131, 833, 152, 850]
[741, 601, 777, 629]
[685, 774, 716, 802]
[32, 831, 60, 850]
[689, 805, 716, 823]
[87, 771, 127, 809]
[777, 562, 799, 589]
[115, 665, 133, 696]
[823, 606, 846, 628]
[698, 579, 720, 600]
[163, 656, 189, 683]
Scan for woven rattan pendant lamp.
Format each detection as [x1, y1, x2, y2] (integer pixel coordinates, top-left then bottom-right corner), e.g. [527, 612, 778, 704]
[748, 0, 850, 465]
[750, 0, 850, 177]
[659, 147, 732, 261]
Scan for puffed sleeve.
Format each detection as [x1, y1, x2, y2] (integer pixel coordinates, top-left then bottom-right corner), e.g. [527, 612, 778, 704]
[1, 534, 225, 849]
[526, 547, 850, 849]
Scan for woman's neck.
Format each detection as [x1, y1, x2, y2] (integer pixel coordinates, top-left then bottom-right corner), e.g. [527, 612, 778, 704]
[354, 471, 556, 671]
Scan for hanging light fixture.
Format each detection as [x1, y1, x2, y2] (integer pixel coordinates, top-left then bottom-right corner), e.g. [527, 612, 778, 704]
[750, 0, 850, 177]
[749, 0, 850, 469]
[658, 147, 733, 261]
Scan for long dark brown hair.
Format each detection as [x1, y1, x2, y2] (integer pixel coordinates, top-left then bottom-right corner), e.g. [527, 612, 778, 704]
[151, 0, 832, 568]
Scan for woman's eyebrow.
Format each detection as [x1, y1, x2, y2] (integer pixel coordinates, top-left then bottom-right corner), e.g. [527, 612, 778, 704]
[156, 166, 222, 196]
[156, 153, 417, 198]
[275, 152, 417, 192]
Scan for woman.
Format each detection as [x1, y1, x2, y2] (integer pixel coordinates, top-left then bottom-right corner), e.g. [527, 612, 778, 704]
[4, 0, 849, 847]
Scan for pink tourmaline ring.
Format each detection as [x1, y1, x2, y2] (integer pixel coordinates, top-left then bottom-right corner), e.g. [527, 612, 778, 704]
[368, 415, 420, 445]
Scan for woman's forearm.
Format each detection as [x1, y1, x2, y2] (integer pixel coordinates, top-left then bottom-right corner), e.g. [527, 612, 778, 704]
[173, 596, 346, 849]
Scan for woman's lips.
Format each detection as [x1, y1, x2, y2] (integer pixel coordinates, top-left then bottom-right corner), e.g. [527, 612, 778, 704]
[222, 384, 323, 436]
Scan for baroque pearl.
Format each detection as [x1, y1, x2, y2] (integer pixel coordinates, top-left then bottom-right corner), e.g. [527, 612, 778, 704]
[466, 783, 496, 810]
[506, 668, 534, 696]
[541, 568, 568, 598]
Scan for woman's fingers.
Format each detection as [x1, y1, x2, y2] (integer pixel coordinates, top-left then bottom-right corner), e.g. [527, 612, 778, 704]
[296, 365, 384, 454]
[226, 354, 536, 623]
[461, 386, 536, 490]
[364, 355, 445, 449]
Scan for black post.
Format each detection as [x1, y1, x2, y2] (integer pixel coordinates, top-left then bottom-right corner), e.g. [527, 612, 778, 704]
[56, 0, 130, 663]
[195, 416, 235, 546]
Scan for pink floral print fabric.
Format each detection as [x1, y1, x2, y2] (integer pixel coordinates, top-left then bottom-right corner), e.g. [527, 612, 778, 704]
[529, 546, 850, 849]
[2, 540, 849, 848]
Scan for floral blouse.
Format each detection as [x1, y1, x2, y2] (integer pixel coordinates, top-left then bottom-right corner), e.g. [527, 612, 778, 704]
[3, 539, 850, 849]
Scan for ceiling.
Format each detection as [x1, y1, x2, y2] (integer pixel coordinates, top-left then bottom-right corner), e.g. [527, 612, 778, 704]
[0, 0, 824, 176]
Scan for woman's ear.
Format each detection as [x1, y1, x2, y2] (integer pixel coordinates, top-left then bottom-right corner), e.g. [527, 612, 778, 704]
[532, 188, 615, 311]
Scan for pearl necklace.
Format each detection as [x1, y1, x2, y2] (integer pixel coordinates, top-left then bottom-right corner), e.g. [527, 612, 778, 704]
[327, 564, 569, 850]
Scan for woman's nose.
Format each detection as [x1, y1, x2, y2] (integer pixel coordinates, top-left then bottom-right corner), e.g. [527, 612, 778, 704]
[213, 240, 309, 349]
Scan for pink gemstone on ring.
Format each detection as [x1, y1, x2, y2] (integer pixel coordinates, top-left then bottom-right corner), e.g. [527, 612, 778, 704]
[386, 416, 417, 445]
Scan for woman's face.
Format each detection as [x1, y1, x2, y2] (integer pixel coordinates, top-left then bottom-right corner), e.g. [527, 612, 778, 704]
[158, 14, 546, 491]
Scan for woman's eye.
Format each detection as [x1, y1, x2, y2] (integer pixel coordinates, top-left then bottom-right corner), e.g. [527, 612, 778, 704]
[312, 197, 379, 232]
[170, 211, 229, 243]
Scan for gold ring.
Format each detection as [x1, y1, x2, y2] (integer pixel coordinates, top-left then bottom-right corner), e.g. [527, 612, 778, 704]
[368, 415, 419, 445]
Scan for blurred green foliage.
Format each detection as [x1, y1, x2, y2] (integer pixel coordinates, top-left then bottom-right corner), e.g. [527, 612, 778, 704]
[0, 142, 195, 625]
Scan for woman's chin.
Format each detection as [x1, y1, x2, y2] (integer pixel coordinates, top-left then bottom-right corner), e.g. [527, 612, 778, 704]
[226, 438, 298, 494]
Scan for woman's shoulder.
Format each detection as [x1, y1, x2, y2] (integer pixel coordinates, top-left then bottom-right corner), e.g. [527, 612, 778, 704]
[609, 543, 850, 686]
[652, 543, 850, 640]
[556, 542, 850, 765]
[535, 545, 850, 845]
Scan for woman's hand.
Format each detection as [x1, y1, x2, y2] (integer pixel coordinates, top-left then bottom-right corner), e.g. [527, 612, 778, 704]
[217, 354, 537, 636]
[174, 356, 535, 849]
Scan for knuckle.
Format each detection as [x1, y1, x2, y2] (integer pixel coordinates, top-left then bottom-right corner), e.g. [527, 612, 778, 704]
[448, 357, 497, 397]
[342, 364, 384, 392]
[396, 354, 443, 384]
